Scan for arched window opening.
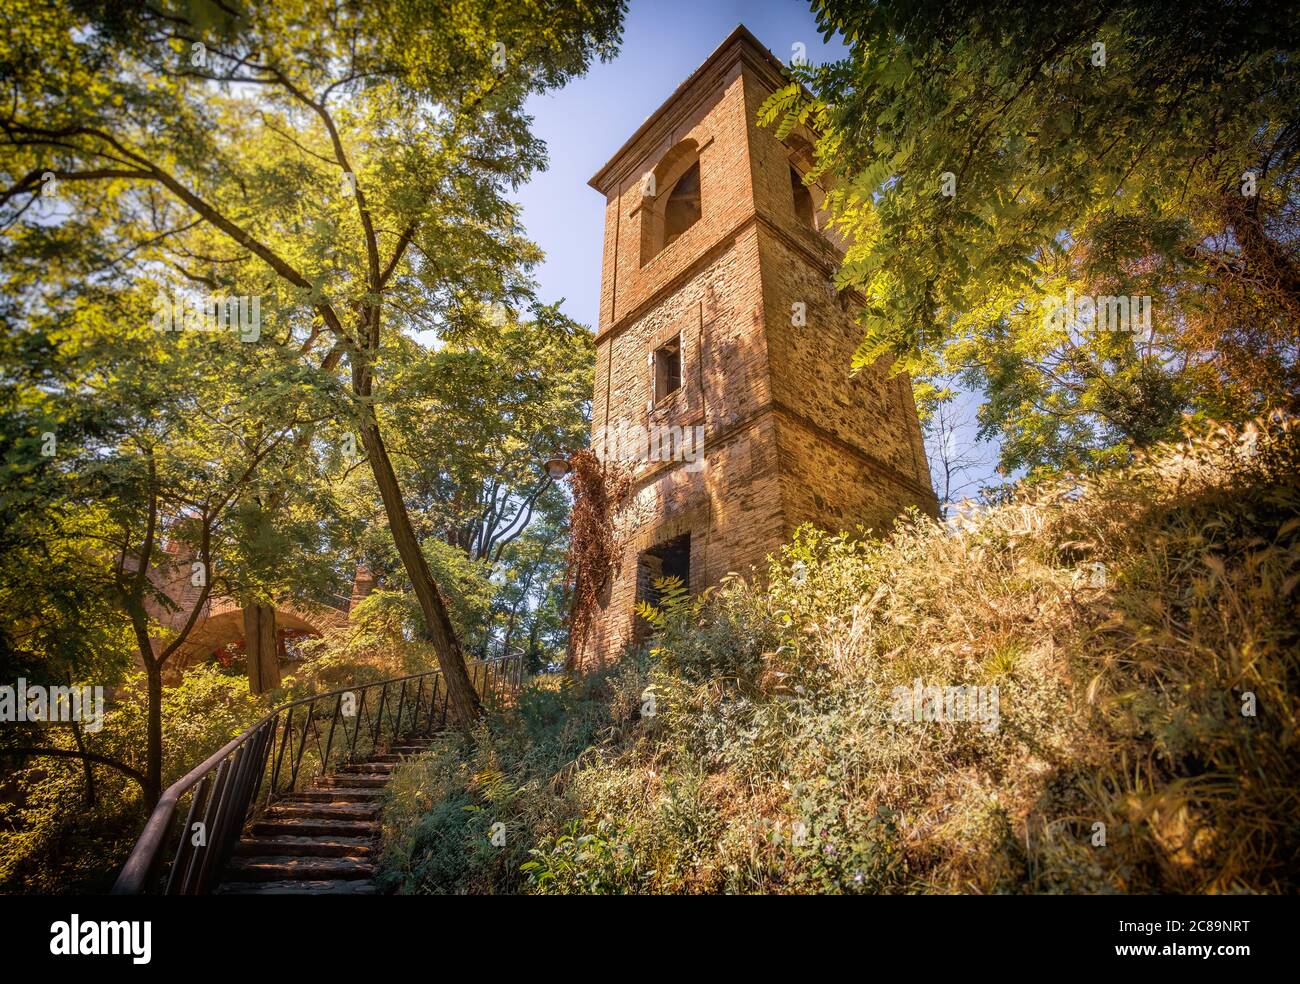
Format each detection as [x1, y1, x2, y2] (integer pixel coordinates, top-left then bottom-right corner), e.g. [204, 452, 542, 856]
[791, 165, 816, 229]
[640, 139, 702, 265]
[663, 162, 701, 246]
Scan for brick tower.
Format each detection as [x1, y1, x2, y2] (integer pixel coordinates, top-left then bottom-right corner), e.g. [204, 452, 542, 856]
[579, 26, 937, 668]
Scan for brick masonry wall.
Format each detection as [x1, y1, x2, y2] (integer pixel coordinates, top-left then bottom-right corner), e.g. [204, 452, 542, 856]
[581, 417, 786, 670]
[578, 30, 937, 670]
[597, 63, 752, 333]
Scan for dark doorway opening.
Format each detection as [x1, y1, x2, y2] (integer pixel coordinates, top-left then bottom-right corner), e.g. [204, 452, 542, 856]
[635, 534, 691, 639]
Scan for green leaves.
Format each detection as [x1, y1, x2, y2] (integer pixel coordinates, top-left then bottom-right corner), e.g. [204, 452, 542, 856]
[772, 0, 1300, 478]
[633, 575, 691, 632]
[757, 82, 803, 130]
[0, 0, 625, 662]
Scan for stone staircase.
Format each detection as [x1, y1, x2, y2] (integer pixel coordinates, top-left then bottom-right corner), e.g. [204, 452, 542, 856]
[214, 737, 435, 895]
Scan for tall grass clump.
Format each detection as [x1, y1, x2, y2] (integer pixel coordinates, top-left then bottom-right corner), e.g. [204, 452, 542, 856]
[378, 418, 1299, 894]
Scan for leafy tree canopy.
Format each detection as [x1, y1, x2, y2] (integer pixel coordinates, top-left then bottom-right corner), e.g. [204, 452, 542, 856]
[0, 0, 625, 722]
[764, 0, 1299, 477]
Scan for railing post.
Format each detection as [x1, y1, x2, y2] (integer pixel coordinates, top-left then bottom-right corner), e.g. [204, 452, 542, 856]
[412, 676, 425, 737]
[287, 702, 314, 792]
[373, 682, 389, 749]
[394, 678, 408, 740]
[188, 755, 234, 894]
[246, 718, 274, 816]
[164, 775, 211, 895]
[203, 741, 259, 895]
[322, 695, 343, 774]
[348, 687, 367, 763]
[269, 707, 293, 799]
[431, 675, 447, 727]
[208, 725, 268, 893]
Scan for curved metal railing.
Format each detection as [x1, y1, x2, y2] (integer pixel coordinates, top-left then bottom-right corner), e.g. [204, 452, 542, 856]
[112, 652, 526, 894]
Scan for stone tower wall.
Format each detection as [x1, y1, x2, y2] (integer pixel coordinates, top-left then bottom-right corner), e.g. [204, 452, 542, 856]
[578, 28, 937, 670]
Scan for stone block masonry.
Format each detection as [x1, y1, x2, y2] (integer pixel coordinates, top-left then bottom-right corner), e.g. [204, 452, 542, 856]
[578, 26, 938, 670]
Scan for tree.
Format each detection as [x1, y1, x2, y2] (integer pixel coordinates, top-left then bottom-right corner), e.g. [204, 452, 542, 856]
[0, 0, 624, 722]
[383, 302, 592, 565]
[923, 395, 991, 519]
[762, 0, 1299, 478]
[0, 281, 342, 808]
[489, 492, 572, 666]
[322, 303, 589, 659]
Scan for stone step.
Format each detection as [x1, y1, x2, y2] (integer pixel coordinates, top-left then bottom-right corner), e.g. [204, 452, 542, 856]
[316, 774, 389, 788]
[264, 802, 380, 822]
[216, 878, 379, 895]
[284, 787, 384, 803]
[250, 817, 378, 839]
[224, 855, 376, 882]
[212, 732, 442, 894]
[235, 835, 375, 858]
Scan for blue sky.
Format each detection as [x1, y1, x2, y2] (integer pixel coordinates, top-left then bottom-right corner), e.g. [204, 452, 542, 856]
[510, 0, 1000, 507]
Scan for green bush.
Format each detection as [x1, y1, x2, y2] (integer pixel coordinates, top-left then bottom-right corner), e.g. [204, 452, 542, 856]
[0, 663, 269, 893]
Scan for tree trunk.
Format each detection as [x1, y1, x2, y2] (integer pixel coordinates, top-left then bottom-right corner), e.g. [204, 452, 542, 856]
[243, 603, 281, 694]
[527, 601, 545, 666]
[70, 719, 96, 808]
[143, 660, 163, 811]
[501, 600, 521, 659]
[501, 560, 540, 658]
[357, 411, 482, 725]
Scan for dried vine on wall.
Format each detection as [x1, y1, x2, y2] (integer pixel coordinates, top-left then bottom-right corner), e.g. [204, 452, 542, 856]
[565, 448, 632, 670]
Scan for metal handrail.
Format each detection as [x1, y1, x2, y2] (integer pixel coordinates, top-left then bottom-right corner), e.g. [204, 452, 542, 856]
[112, 651, 527, 894]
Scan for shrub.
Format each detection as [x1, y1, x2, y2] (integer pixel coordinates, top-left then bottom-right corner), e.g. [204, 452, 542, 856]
[0, 663, 268, 893]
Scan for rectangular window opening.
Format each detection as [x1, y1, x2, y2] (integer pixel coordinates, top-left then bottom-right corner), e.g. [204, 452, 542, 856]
[653, 335, 682, 402]
[791, 165, 816, 229]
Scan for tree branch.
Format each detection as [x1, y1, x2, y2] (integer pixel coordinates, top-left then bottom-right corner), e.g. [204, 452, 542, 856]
[2, 747, 147, 790]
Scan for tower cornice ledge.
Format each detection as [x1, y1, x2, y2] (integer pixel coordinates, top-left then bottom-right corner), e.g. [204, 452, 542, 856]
[588, 24, 793, 195]
[595, 207, 849, 344]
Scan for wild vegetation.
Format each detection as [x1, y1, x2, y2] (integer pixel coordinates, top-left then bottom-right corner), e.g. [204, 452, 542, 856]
[378, 418, 1298, 894]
